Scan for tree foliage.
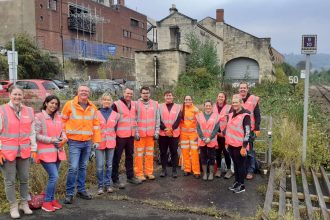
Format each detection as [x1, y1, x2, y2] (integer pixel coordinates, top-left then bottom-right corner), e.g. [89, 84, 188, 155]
[5, 33, 60, 79]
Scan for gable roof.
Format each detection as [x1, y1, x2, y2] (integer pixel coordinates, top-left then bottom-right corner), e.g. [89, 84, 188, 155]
[157, 11, 197, 25]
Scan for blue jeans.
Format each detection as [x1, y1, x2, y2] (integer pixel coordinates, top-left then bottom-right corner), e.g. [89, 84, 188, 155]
[41, 161, 61, 202]
[66, 139, 92, 196]
[96, 148, 115, 188]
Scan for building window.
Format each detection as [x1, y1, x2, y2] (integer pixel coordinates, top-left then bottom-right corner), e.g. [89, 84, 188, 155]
[123, 30, 131, 38]
[130, 18, 139, 27]
[48, 0, 57, 11]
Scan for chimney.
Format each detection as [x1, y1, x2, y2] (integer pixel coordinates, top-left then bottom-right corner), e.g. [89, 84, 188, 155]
[118, 0, 125, 6]
[216, 9, 224, 22]
[169, 4, 178, 14]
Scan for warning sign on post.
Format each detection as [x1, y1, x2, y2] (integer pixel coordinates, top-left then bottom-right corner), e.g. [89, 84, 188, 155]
[301, 35, 317, 54]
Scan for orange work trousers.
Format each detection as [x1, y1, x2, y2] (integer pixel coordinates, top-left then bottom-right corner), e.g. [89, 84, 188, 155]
[180, 133, 200, 175]
[134, 136, 155, 177]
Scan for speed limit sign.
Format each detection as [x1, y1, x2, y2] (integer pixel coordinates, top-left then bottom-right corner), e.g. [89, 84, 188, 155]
[301, 35, 317, 54]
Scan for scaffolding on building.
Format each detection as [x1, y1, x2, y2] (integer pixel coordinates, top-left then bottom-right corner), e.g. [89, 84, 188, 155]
[64, 2, 115, 62]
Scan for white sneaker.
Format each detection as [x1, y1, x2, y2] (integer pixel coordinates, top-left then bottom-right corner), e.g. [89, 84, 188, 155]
[19, 200, 33, 215]
[10, 202, 20, 219]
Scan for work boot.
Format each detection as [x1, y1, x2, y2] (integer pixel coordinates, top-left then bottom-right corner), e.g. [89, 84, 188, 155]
[146, 174, 156, 180]
[113, 181, 126, 189]
[224, 170, 233, 179]
[127, 177, 142, 184]
[19, 200, 33, 215]
[208, 165, 214, 181]
[160, 169, 167, 177]
[215, 169, 221, 178]
[172, 167, 178, 178]
[202, 165, 208, 181]
[136, 176, 146, 182]
[64, 195, 73, 204]
[10, 202, 20, 219]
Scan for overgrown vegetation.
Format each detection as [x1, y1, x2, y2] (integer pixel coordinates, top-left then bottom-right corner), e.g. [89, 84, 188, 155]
[310, 68, 330, 84]
[1, 33, 61, 79]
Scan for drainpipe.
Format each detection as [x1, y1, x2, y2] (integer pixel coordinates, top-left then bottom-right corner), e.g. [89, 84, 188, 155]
[153, 56, 158, 86]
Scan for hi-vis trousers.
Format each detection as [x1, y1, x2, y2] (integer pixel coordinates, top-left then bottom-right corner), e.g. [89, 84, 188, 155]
[134, 136, 155, 177]
[180, 133, 200, 175]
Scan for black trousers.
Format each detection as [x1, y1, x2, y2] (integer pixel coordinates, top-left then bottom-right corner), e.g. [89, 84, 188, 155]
[159, 136, 179, 170]
[112, 136, 134, 182]
[216, 136, 231, 169]
[228, 146, 246, 185]
[200, 146, 216, 165]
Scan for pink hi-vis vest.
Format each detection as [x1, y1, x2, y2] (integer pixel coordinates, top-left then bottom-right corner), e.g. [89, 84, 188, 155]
[97, 110, 119, 149]
[242, 95, 259, 131]
[159, 103, 180, 137]
[35, 111, 66, 162]
[136, 99, 158, 137]
[196, 112, 219, 148]
[225, 112, 249, 147]
[213, 104, 231, 133]
[0, 104, 34, 161]
[115, 100, 136, 138]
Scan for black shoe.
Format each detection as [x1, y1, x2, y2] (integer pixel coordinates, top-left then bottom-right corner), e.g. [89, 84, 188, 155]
[113, 181, 126, 189]
[228, 182, 240, 191]
[63, 195, 73, 204]
[172, 170, 178, 178]
[233, 184, 246, 193]
[184, 172, 191, 176]
[76, 191, 92, 200]
[127, 177, 142, 185]
[160, 169, 167, 177]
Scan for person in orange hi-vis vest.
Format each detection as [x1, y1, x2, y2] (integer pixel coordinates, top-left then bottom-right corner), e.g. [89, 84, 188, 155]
[213, 92, 233, 179]
[0, 86, 36, 219]
[35, 95, 67, 212]
[238, 82, 261, 180]
[134, 86, 160, 182]
[226, 94, 251, 194]
[95, 92, 120, 195]
[159, 90, 182, 178]
[111, 87, 142, 189]
[196, 100, 220, 181]
[62, 85, 101, 204]
[180, 95, 200, 178]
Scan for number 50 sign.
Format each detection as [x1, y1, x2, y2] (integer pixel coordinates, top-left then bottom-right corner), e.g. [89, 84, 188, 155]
[301, 35, 317, 54]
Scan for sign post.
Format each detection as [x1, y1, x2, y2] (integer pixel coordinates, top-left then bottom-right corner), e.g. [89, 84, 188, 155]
[301, 35, 317, 162]
[7, 38, 18, 85]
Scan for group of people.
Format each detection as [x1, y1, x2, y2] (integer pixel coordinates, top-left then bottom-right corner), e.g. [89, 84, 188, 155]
[0, 81, 260, 219]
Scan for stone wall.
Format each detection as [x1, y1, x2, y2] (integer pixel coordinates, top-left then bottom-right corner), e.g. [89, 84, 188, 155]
[218, 23, 274, 82]
[134, 49, 188, 88]
[0, 0, 36, 45]
[156, 12, 223, 64]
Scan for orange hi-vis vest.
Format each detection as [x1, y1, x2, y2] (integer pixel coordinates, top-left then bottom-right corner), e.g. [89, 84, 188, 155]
[225, 112, 249, 147]
[180, 105, 199, 135]
[115, 100, 136, 138]
[0, 104, 34, 161]
[136, 99, 158, 137]
[62, 96, 101, 142]
[213, 104, 231, 133]
[35, 111, 66, 162]
[159, 103, 180, 137]
[196, 112, 219, 148]
[241, 95, 259, 131]
[97, 110, 120, 149]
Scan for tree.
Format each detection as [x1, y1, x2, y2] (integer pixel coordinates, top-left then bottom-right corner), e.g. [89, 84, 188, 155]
[5, 33, 60, 79]
[295, 60, 312, 72]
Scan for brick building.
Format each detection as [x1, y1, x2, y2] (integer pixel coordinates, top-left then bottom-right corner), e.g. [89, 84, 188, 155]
[0, 0, 147, 79]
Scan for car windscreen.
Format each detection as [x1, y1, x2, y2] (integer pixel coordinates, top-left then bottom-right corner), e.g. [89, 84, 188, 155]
[42, 81, 59, 90]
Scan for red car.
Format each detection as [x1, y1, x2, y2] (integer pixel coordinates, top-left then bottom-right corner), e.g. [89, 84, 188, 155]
[0, 80, 11, 94]
[2, 79, 60, 100]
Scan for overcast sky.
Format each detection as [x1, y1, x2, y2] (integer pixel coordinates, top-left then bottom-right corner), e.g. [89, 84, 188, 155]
[126, 0, 329, 54]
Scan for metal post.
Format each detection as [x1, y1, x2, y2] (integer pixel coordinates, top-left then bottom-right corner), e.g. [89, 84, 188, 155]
[12, 38, 17, 86]
[302, 54, 310, 162]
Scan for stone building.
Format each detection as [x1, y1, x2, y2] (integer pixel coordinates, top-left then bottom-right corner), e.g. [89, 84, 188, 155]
[0, 0, 147, 80]
[135, 5, 281, 87]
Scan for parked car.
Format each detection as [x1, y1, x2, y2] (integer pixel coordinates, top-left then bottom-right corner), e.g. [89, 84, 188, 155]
[0, 80, 11, 93]
[45, 79, 69, 89]
[86, 79, 123, 96]
[4, 79, 60, 100]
